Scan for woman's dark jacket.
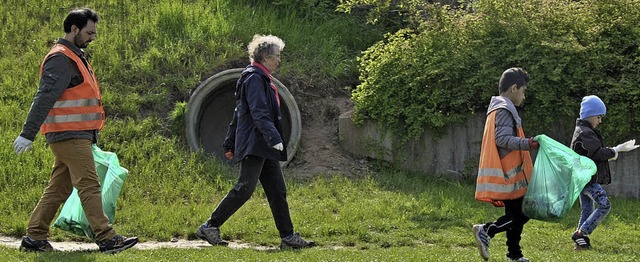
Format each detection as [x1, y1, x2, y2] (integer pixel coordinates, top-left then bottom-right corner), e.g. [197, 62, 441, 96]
[223, 64, 287, 162]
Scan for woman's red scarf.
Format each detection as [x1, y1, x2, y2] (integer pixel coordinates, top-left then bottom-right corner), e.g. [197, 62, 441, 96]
[251, 62, 280, 107]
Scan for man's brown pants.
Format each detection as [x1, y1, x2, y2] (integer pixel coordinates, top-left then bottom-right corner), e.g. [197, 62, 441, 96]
[27, 138, 116, 242]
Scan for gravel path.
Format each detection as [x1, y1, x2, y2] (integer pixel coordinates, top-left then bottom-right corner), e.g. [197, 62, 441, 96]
[0, 235, 277, 252]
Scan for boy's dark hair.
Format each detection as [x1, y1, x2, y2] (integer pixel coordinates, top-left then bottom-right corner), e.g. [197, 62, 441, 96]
[498, 67, 529, 93]
[63, 8, 99, 33]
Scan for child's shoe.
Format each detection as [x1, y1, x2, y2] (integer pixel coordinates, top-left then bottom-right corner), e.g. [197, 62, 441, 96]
[472, 224, 490, 261]
[507, 257, 530, 262]
[571, 231, 592, 250]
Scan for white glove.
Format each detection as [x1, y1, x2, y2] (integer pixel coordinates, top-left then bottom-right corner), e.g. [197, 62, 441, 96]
[13, 135, 33, 154]
[609, 151, 619, 161]
[613, 139, 639, 153]
[272, 142, 283, 151]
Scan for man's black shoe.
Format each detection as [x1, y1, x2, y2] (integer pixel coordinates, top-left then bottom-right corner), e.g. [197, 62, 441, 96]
[97, 235, 139, 254]
[19, 236, 57, 252]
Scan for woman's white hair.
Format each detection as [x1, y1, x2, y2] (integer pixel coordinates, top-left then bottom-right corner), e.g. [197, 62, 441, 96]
[247, 34, 285, 63]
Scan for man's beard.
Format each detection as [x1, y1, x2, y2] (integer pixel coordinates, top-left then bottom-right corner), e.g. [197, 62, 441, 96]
[74, 35, 89, 48]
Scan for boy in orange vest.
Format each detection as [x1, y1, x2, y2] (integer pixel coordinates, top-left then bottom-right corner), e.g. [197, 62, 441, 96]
[569, 95, 638, 250]
[473, 68, 539, 262]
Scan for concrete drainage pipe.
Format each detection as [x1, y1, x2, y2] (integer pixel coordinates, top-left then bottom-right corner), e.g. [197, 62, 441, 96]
[185, 68, 301, 167]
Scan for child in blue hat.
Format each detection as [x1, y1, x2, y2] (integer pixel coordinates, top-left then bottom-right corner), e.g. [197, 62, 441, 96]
[569, 95, 638, 250]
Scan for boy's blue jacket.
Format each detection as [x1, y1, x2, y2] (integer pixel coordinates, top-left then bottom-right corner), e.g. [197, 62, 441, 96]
[571, 119, 616, 185]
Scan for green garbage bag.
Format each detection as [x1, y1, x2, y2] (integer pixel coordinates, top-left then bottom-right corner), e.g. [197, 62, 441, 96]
[522, 135, 596, 221]
[53, 144, 129, 239]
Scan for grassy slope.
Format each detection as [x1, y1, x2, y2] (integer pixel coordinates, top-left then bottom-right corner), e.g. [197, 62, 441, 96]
[0, 0, 379, 237]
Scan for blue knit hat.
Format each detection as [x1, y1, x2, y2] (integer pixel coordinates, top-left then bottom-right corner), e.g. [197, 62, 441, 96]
[580, 95, 606, 120]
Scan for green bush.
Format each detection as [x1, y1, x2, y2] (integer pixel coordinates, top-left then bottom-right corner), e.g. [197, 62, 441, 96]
[351, 0, 640, 142]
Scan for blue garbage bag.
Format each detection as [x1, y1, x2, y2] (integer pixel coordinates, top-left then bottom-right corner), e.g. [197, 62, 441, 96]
[53, 145, 129, 239]
[522, 135, 596, 221]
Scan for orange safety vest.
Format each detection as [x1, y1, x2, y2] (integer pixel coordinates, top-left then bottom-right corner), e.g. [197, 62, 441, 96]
[475, 110, 533, 203]
[40, 44, 105, 134]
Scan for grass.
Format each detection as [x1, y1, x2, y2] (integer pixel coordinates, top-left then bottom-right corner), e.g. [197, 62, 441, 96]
[0, 169, 639, 261]
[1, 0, 639, 261]
[0, 0, 380, 120]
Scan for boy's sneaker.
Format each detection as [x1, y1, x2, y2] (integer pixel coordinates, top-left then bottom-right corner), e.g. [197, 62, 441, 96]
[508, 257, 530, 262]
[97, 235, 139, 254]
[196, 223, 228, 246]
[473, 224, 491, 261]
[571, 231, 591, 250]
[19, 236, 57, 252]
[280, 232, 315, 249]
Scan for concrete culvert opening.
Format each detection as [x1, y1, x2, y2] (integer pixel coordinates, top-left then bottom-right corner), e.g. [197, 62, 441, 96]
[186, 68, 301, 166]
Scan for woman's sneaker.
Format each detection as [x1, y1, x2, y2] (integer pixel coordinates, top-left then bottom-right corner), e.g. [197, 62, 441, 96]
[19, 236, 57, 252]
[571, 231, 592, 250]
[280, 232, 315, 249]
[97, 235, 139, 254]
[195, 223, 228, 246]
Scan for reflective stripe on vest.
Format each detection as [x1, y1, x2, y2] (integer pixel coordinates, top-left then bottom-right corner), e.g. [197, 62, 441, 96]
[45, 113, 103, 123]
[475, 110, 533, 203]
[52, 98, 101, 108]
[40, 44, 105, 134]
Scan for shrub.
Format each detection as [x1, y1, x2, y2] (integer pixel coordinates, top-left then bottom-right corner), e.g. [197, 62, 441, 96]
[351, 0, 640, 142]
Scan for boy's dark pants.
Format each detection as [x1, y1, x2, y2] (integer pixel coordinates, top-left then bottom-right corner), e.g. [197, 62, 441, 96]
[208, 155, 294, 238]
[483, 198, 530, 259]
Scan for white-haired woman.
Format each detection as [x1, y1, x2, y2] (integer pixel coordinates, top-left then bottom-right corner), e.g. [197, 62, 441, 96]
[196, 35, 315, 249]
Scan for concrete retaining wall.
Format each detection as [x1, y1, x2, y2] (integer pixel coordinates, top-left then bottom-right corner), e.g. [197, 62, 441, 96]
[339, 111, 640, 199]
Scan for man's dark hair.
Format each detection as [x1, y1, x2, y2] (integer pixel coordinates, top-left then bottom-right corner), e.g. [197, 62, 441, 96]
[63, 8, 99, 33]
[498, 67, 529, 93]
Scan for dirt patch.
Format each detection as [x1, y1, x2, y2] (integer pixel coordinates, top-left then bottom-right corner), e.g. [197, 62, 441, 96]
[281, 76, 371, 178]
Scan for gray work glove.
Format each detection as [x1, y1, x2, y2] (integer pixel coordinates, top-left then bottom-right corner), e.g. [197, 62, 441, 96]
[13, 135, 33, 154]
[272, 142, 283, 151]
